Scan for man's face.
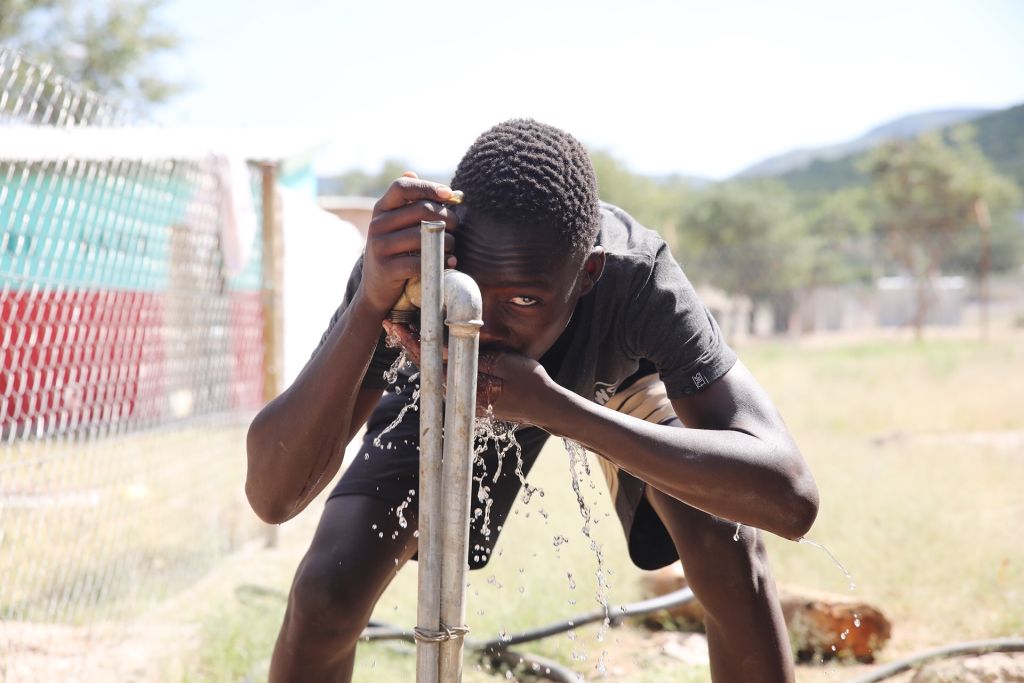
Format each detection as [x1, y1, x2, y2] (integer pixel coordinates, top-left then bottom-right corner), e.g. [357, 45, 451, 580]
[453, 210, 592, 360]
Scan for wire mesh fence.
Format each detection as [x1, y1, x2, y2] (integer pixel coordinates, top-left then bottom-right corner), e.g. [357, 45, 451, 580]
[0, 47, 270, 680]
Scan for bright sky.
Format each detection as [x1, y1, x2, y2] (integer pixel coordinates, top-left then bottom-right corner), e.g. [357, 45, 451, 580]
[156, 0, 1024, 180]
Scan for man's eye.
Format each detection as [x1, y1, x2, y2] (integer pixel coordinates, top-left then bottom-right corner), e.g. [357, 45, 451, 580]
[509, 296, 539, 307]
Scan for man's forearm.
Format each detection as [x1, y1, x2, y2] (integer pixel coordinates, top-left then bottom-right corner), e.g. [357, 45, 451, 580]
[533, 388, 817, 539]
[245, 291, 387, 523]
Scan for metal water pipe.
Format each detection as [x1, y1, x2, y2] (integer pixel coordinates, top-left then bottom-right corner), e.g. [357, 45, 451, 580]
[415, 220, 482, 683]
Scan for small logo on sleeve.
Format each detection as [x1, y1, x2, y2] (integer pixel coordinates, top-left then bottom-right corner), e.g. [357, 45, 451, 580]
[692, 372, 707, 389]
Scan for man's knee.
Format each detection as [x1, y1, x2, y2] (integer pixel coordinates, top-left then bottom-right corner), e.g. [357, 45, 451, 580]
[682, 527, 775, 618]
[288, 549, 381, 641]
[647, 490, 774, 613]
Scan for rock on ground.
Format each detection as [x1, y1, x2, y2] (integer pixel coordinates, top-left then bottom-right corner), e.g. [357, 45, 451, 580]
[910, 653, 1024, 682]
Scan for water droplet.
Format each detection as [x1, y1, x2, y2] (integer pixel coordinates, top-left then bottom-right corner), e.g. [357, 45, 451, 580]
[797, 536, 856, 592]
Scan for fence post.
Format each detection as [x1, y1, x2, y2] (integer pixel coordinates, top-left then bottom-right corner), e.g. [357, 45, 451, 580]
[974, 198, 991, 341]
[260, 160, 283, 548]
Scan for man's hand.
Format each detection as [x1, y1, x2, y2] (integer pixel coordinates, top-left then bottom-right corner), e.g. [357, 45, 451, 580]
[475, 351, 558, 425]
[382, 321, 564, 426]
[359, 172, 459, 319]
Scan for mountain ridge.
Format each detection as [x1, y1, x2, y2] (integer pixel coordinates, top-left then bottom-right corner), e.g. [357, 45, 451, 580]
[736, 108, 994, 179]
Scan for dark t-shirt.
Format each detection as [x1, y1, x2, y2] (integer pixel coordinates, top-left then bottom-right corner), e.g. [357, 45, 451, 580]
[314, 202, 736, 404]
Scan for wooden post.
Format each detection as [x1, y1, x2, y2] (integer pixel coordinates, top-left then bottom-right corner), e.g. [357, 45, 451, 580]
[974, 198, 991, 341]
[260, 160, 283, 548]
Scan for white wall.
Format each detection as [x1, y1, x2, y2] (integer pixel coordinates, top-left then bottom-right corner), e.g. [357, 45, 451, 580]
[279, 188, 365, 388]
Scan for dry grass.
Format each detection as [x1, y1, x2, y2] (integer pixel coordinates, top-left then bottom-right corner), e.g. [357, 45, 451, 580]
[5, 330, 1022, 682]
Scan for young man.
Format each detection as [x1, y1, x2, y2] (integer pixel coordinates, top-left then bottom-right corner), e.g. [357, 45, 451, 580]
[246, 119, 819, 682]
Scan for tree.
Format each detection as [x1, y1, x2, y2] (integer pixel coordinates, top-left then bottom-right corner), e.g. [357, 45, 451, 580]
[860, 126, 1020, 338]
[0, 0, 183, 110]
[802, 188, 876, 289]
[317, 160, 419, 198]
[678, 180, 811, 334]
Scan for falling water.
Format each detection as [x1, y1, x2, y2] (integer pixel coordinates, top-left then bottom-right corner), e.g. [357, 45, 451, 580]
[470, 408, 538, 544]
[474, 410, 544, 506]
[372, 344, 419, 450]
[382, 340, 408, 385]
[797, 536, 857, 592]
[562, 437, 612, 668]
[372, 385, 420, 449]
[395, 489, 415, 529]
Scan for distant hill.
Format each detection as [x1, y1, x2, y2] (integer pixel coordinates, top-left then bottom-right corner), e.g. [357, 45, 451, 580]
[736, 108, 993, 179]
[765, 103, 1024, 195]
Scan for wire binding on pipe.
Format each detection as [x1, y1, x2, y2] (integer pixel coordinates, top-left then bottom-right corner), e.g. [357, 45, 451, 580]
[413, 623, 470, 643]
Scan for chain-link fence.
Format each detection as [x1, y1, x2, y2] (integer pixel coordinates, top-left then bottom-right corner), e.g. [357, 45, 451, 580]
[0, 47, 272, 681]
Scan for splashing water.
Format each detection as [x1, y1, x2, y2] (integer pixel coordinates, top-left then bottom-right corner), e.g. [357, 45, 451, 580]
[373, 385, 420, 448]
[797, 536, 857, 592]
[371, 344, 420, 450]
[395, 489, 415, 529]
[469, 414, 500, 540]
[562, 438, 612, 660]
[473, 410, 544, 507]
[473, 409, 544, 548]
[382, 336, 408, 385]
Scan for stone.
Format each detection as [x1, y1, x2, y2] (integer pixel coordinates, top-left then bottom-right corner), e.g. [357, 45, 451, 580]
[638, 562, 892, 663]
[910, 653, 1024, 682]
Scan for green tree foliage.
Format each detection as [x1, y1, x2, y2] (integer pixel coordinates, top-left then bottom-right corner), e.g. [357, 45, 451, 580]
[0, 0, 183, 108]
[318, 160, 415, 198]
[678, 180, 810, 332]
[860, 126, 1021, 337]
[802, 188, 876, 288]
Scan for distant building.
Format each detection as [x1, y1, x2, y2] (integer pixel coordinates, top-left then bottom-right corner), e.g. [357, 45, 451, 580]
[876, 276, 966, 327]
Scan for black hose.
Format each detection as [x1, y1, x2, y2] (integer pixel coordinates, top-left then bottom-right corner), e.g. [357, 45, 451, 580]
[845, 638, 1024, 683]
[481, 649, 580, 683]
[475, 588, 695, 652]
[360, 587, 697, 680]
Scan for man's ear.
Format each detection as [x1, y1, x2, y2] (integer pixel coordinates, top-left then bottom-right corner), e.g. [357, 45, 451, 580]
[577, 246, 606, 297]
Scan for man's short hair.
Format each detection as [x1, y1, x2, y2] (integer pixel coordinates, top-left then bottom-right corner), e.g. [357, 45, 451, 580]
[451, 119, 601, 257]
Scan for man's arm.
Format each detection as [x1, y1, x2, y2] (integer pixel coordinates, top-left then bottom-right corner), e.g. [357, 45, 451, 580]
[244, 176, 458, 524]
[479, 354, 818, 540]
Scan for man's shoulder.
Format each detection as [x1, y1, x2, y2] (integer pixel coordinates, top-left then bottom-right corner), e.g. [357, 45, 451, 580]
[597, 202, 667, 261]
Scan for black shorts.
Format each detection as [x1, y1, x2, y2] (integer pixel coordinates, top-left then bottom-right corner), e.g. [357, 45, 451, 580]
[329, 372, 680, 571]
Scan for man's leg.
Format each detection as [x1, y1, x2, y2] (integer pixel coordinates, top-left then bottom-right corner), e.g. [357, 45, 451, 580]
[269, 494, 418, 683]
[645, 486, 794, 683]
